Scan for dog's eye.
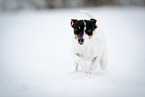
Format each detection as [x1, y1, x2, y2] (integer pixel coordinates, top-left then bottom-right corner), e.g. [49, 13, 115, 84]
[86, 30, 93, 36]
[75, 29, 78, 31]
[86, 29, 91, 32]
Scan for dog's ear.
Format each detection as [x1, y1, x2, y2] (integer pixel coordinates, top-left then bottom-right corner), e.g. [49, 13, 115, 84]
[71, 19, 78, 28]
[90, 18, 98, 30]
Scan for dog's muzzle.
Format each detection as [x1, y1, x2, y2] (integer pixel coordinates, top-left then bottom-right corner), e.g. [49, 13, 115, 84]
[78, 38, 84, 45]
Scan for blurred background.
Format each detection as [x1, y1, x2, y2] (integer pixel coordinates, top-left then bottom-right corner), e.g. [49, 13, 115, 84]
[0, 0, 145, 11]
[0, 0, 145, 97]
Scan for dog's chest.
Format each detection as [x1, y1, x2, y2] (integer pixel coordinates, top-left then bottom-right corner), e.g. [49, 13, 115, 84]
[74, 38, 104, 61]
[77, 43, 97, 61]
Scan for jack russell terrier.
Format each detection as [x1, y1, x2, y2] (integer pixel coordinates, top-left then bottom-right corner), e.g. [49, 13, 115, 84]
[71, 11, 108, 74]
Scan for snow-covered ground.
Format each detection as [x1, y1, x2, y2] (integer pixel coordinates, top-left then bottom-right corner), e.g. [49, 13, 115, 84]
[0, 6, 145, 97]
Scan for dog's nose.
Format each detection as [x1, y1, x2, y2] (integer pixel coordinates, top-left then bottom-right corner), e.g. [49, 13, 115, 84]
[78, 38, 84, 45]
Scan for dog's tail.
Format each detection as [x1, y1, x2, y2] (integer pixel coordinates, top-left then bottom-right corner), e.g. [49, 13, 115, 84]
[80, 10, 94, 19]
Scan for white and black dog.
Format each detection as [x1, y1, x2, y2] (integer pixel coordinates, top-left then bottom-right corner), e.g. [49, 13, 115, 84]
[71, 11, 108, 73]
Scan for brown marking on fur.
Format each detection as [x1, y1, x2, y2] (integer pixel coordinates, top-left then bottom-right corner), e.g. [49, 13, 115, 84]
[78, 26, 80, 29]
[89, 32, 94, 39]
[75, 35, 80, 39]
[96, 24, 98, 28]
[95, 20, 98, 28]
[71, 20, 74, 27]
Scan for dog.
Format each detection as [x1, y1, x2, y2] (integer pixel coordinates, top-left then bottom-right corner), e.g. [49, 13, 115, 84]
[71, 11, 108, 73]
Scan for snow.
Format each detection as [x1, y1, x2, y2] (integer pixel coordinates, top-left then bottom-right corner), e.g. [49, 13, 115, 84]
[0, 6, 145, 97]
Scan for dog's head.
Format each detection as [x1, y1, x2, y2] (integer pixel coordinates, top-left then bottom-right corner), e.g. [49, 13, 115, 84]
[71, 18, 98, 45]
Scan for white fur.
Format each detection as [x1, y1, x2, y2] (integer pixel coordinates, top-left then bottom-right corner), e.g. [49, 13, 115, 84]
[72, 11, 108, 73]
[72, 28, 108, 73]
[80, 10, 94, 18]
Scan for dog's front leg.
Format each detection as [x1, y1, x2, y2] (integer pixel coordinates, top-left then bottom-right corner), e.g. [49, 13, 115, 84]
[90, 56, 102, 71]
[73, 54, 90, 73]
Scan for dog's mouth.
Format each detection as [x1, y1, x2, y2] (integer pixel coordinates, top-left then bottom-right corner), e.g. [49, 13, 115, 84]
[79, 41, 83, 45]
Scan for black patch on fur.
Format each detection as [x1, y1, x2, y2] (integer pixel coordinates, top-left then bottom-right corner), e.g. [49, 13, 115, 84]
[73, 20, 84, 38]
[71, 19, 78, 28]
[71, 18, 97, 37]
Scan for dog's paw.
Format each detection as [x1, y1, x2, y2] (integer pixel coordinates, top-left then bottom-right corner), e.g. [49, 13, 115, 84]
[85, 70, 92, 74]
